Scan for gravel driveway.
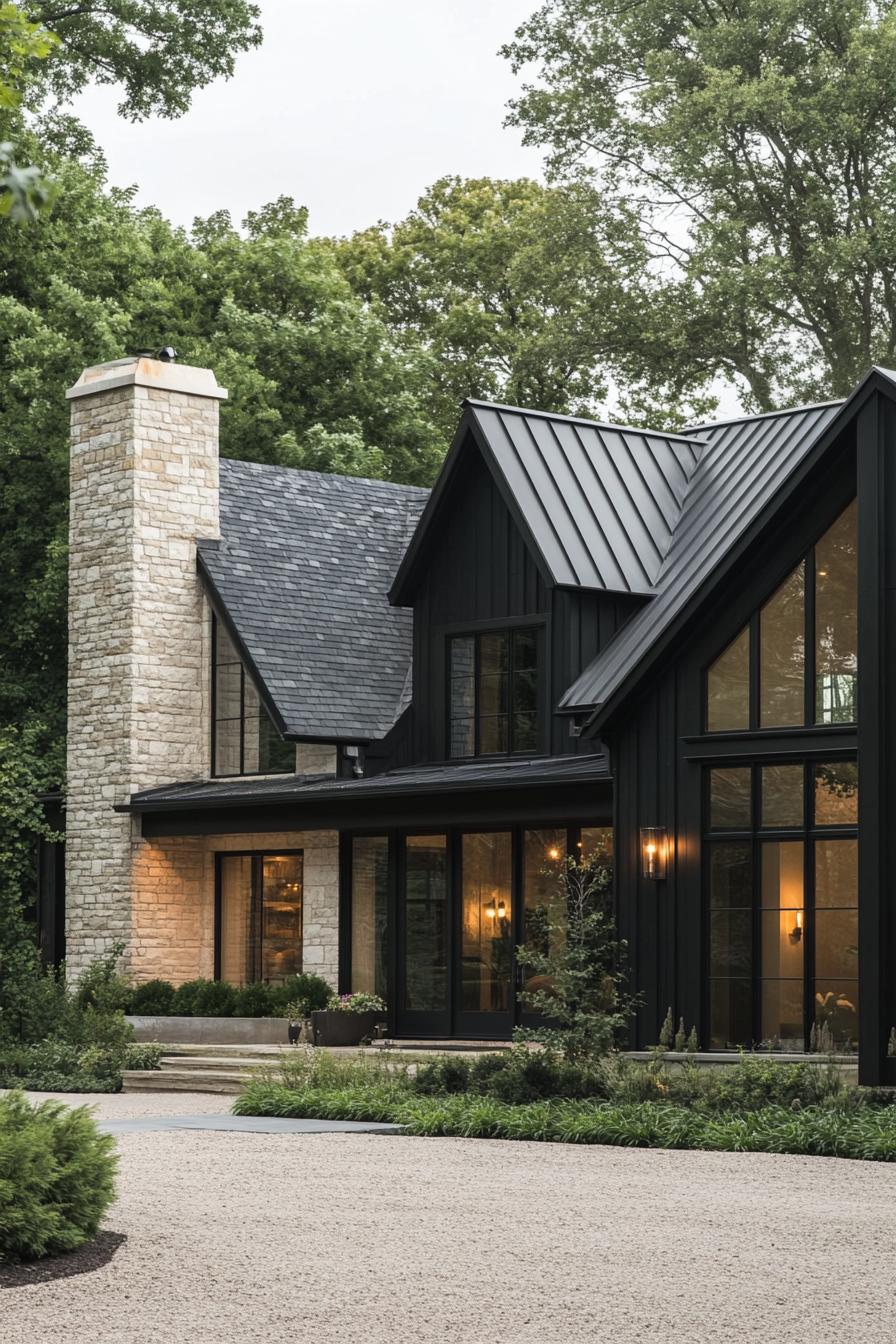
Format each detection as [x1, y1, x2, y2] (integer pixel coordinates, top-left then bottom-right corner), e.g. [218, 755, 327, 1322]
[3, 1089, 896, 1343]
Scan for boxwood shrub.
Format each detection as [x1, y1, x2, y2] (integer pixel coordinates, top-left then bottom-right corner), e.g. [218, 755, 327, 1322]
[0, 1091, 117, 1263]
[129, 979, 176, 1016]
[127, 974, 333, 1017]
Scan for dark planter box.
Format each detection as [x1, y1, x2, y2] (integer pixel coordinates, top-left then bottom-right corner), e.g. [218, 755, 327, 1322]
[310, 1009, 385, 1047]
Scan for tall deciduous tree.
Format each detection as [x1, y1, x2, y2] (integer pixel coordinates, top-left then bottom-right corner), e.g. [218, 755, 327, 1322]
[504, 0, 896, 408]
[334, 175, 713, 436]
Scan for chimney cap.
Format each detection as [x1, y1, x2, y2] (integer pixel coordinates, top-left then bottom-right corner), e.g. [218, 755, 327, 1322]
[66, 355, 227, 402]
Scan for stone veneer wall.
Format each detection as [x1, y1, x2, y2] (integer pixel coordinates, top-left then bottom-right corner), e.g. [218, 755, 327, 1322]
[130, 830, 339, 986]
[65, 358, 225, 977]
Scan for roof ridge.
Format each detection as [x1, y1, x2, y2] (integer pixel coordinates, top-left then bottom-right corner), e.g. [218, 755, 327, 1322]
[219, 456, 431, 494]
[464, 398, 709, 446]
[684, 398, 844, 433]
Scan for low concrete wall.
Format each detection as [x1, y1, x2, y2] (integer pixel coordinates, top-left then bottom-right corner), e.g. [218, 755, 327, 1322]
[127, 1015, 291, 1045]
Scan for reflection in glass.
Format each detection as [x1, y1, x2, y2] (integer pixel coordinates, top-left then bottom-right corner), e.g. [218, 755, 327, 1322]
[815, 501, 857, 724]
[449, 637, 475, 758]
[403, 836, 448, 1012]
[761, 764, 804, 829]
[219, 852, 303, 985]
[710, 768, 751, 829]
[580, 827, 613, 861]
[761, 980, 804, 1049]
[707, 626, 750, 732]
[710, 979, 752, 1049]
[814, 980, 859, 1052]
[814, 761, 858, 825]
[523, 829, 566, 1000]
[261, 855, 303, 983]
[759, 563, 805, 726]
[710, 910, 752, 976]
[814, 839, 857, 909]
[708, 842, 752, 909]
[351, 836, 389, 999]
[760, 842, 804, 1049]
[814, 836, 859, 1051]
[461, 833, 512, 1013]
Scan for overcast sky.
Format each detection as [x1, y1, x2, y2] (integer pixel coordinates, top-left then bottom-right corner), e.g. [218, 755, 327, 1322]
[72, 0, 543, 237]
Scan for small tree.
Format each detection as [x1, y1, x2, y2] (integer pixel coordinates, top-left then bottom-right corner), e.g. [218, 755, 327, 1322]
[515, 844, 640, 1062]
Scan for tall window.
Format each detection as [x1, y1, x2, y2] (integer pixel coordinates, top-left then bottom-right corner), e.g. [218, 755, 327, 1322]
[706, 501, 857, 732]
[217, 852, 303, 984]
[212, 616, 295, 776]
[448, 627, 540, 758]
[350, 836, 389, 1001]
[707, 760, 858, 1052]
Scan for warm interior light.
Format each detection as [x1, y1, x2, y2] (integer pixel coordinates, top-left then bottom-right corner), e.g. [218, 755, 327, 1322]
[497, 899, 507, 920]
[790, 909, 804, 944]
[485, 900, 496, 921]
[547, 846, 560, 861]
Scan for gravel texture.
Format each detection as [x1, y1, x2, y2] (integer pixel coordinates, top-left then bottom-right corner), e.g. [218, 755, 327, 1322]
[3, 1090, 896, 1343]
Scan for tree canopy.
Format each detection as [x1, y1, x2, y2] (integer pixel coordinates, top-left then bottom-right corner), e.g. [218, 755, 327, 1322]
[504, 0, 896, 408]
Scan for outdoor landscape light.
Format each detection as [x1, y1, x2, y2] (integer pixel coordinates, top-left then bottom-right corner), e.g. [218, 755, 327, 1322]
[640, 827, 668, 880]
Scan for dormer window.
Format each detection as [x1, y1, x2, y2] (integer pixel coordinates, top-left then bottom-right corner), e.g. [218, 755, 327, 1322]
[212, 616, 295, 776]
[448, 627, 541, 758]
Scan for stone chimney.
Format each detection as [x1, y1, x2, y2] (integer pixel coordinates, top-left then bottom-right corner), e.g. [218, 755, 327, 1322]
[65, 356, 227, 975]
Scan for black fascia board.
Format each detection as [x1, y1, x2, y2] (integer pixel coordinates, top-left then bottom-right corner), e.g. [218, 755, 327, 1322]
[578, 369, 887, 737]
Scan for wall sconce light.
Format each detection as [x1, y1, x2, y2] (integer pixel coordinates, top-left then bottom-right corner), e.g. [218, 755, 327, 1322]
[641, 828, 668, 881]
[485, 894, 509, 922]
[789, 910, 803, 945]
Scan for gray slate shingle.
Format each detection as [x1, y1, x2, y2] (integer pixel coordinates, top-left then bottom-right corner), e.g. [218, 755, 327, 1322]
[198, 459, 429, 741]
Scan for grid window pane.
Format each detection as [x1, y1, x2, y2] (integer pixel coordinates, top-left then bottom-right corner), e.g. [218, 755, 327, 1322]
[761, 765, 804, 829]
[480, 632, 509, 676]
[513, 712, 538, 752]
[710, 909, 752, 976]
[214, 717, 241, 775]
[706, 626, 750, 731]
[710, 979, 752, 1048]
[814, 761, 858, 825]
[815, 501, 857, 724]
[759, 563, 805, 727]
[814, 980, 859, 1051]
[404, 836, 448, 1013]
[513, 628, 538, 671]
[351, 836, 389, 1000]
[450, 718, 475, 758]
[479, 715, 509, 755]
[708, 842, 752, 909]
[815, 909, 858, 980]
[259, 710, 295, 774]
[461, 832, 513, 1012]
[815, 839, 857, 909]
[761, 980, 804, 1049]
[709, 767, 752, 830]
[479, 673, 508, 717]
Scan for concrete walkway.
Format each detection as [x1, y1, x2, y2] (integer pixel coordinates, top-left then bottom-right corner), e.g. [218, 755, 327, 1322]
[3, 1089, 896, 1343]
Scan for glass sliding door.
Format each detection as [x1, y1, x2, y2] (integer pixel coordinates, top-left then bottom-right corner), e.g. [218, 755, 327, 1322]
[217, 851, 303, 985]
[398, 835, 450, 1036]
[456, 832, 513, 1036]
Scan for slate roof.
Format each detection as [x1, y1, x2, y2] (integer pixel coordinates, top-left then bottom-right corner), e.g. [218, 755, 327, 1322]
[124, 752, 611, 814]
[198, 460, 428, 742]
[559, 398, 845, 717]
[390, 400, 707, 602]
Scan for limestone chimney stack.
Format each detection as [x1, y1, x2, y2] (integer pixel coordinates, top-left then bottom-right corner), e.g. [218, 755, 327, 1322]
[65, 355, 227, 974]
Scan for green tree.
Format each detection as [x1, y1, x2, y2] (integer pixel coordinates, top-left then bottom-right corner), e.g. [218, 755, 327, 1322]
[335, 175, 712, 436]
[0, 3, 56, 218]
[23, 0, 262, 117]
[504, 0, 896, 409]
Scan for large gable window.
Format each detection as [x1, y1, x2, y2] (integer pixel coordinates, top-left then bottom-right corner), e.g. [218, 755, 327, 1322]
[212, 617, 295, 776]
[706, 501, 857, 732]
[448, 627, 540, 759]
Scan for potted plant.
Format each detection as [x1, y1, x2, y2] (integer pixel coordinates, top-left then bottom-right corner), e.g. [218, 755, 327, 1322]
[310, 992, 387, 1047]
[283, 1001, 313, 1045]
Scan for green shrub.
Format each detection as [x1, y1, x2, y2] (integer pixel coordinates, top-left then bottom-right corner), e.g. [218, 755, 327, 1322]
[413, 1056, 473, 1095]
[190, 980, 237, 1017]
[170, 978, 208, 1016]
[123, 1042, 162, 1071]
[0, 1091, 117, 1262]
[233, 982, 277, 1017]
[129, 979, 176, 1016]
[73, 944, 132, 1014]
[269, 973, 332, 1017]
[0, 1040, 122, 1092]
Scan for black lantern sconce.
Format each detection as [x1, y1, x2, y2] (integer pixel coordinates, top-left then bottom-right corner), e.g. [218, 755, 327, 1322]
[640, 827, 668, 880]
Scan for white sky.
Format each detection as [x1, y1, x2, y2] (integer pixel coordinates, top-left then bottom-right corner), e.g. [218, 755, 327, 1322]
[71, 0, 543, 237]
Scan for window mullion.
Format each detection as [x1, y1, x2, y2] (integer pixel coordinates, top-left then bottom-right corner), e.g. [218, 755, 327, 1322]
[806, 544, 817, 727]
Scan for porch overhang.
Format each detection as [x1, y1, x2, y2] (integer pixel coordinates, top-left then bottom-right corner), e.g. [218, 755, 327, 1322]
[119, 753, 613, 838]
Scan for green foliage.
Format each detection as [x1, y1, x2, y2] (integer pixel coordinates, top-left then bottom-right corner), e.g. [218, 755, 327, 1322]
[412, 1056, 473, 1096]
[232, 981, 277, 1018]
[169, 977, 236, 1016]
[504, 0, 896, 410]
[73, 942, 132, 1014]
[169, 978, 207, 1016]
[0, 1090, 117, 1262]
[412, 1048, 610, 1103]
[128, 978, 176, 1016]
[658, 1007, 674, 1050]
[23, 1, 262, 120]
[0, 1039, 121, 1091]
[122, 1041, 161, 1071]
[326, 991, 387, 1013]
[515, 843, 639, 1061]
[271, 973, 332, 1018]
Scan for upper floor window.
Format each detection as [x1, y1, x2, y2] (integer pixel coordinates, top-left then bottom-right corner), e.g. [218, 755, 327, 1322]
[212, 617, 295, 776]
[448, 627, 540, 758]
[706, 500, 857, 732]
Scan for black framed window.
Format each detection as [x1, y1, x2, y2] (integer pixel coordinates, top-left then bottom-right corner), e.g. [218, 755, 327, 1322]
[212, 615, 295, 776]
[216, 851, 303, 984]
[705, 500, 857, 732]
[448, 627, 540, 758]
[706, 759, 858, 1052]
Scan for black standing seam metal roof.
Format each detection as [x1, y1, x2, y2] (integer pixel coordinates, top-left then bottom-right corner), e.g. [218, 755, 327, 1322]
[559, 396, 851, 716]
[198, 459, 429, 742]
[389, 400, 707, 603]
[122, 751, 611, 814]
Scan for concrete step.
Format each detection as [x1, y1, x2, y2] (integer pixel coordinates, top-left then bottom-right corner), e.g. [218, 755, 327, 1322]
[155, 1043, 296, 1060]
[158, 1054, 279, 1073]
[122, 1068, 252, 1095]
